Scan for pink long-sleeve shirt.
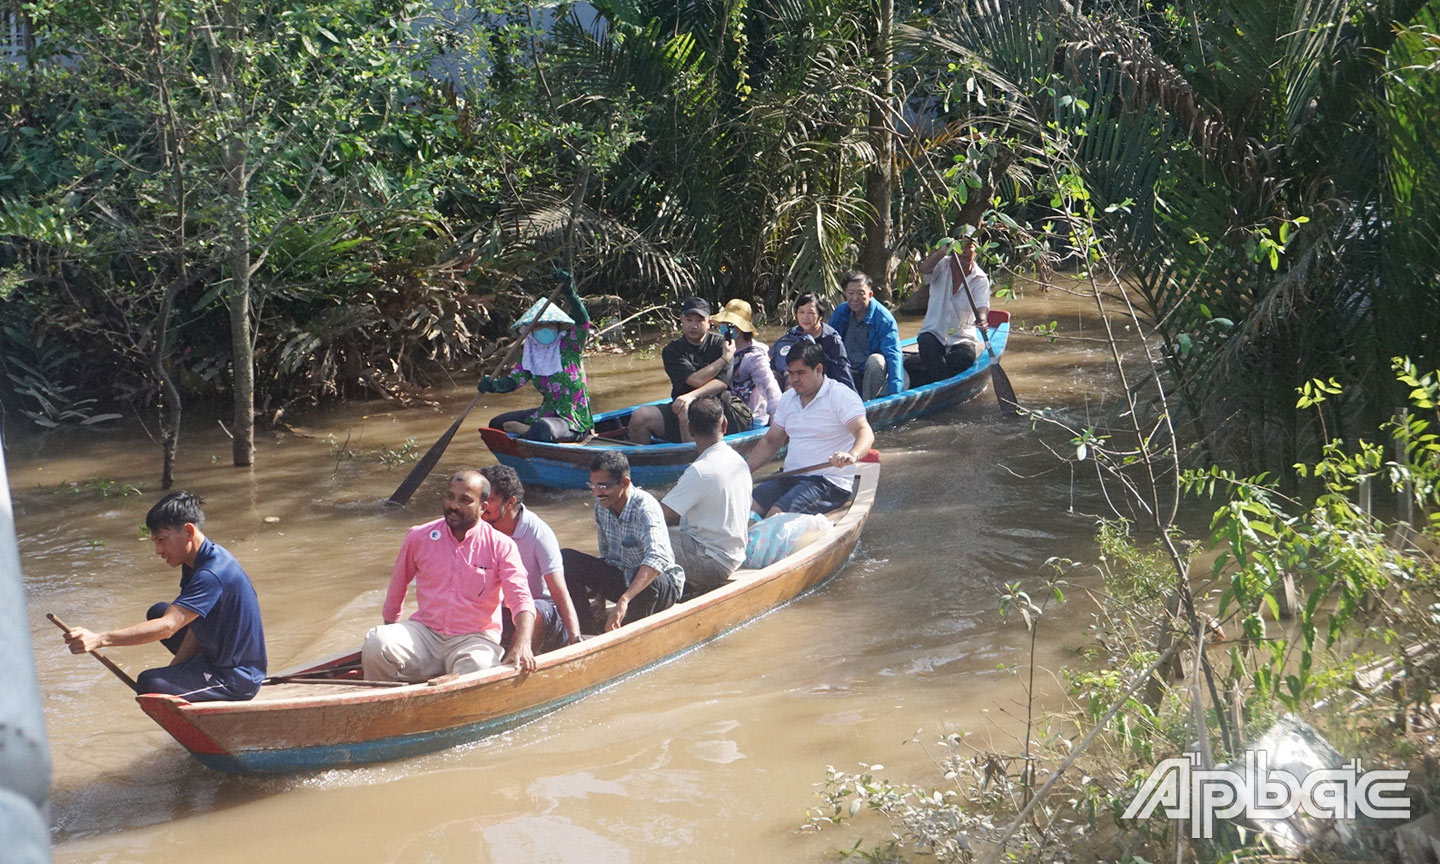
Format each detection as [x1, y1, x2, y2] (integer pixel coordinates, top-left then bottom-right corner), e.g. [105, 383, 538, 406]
[383, 517, 535, 642]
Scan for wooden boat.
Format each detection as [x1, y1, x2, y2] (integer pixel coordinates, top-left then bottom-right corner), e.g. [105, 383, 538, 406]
[135, 461, 882, 774]
[481, 310, 1010, 489]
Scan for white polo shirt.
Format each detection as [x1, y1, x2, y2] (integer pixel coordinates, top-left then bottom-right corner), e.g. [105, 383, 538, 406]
[662, 441, 752, 569]
[510, 505, 564, 600]
[773, 377, 867, 491]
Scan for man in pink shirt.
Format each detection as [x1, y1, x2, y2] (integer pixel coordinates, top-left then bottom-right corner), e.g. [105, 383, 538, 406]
[362, 470, 537, 681]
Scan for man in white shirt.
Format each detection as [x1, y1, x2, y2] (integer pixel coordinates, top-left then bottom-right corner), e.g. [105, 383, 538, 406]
[661, 396, 752, 599]
[908, 237, 991, 386]
[745, 343, 876, 517]
[480, 465, 586, 652]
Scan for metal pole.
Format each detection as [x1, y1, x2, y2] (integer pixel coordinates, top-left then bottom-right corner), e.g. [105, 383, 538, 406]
[0, 432, 53, 863]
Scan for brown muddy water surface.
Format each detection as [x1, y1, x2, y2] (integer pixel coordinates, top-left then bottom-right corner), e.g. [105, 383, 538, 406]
[13, 288, 1135, 862]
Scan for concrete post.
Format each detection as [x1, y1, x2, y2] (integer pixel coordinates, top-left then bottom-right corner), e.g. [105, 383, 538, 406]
[0, 435, 53, 863]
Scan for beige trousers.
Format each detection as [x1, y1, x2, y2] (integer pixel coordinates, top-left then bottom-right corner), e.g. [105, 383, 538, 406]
[361, 619, 503, 682]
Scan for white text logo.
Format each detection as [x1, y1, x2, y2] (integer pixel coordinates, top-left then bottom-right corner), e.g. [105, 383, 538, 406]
[1122, 752, 1410, 838]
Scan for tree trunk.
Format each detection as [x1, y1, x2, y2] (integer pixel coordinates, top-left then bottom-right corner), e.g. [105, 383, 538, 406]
[860, 0, 895, 302]
[152, 296, 182, 490]
[212, 1, 255, 468]
[147, 3, 186, 489]
[227, 137, 254, 468]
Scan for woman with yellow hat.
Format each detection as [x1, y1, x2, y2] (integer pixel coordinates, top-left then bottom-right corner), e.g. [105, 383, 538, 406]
[710, 299, 782, 428]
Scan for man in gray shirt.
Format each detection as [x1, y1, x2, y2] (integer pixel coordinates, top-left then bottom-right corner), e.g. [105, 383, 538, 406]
[562, 452, 685, 633]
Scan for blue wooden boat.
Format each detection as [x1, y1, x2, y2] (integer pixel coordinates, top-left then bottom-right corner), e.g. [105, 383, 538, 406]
[478, 311, 1008, 489]
[479, 311, 1010, 488]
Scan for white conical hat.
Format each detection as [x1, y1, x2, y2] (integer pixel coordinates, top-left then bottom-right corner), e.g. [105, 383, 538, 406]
[513, 297, 575, 330]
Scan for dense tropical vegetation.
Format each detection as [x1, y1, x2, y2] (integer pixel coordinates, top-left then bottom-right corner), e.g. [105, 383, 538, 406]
[6, 0, 1432, 481]
[4, 0, 1438, 859]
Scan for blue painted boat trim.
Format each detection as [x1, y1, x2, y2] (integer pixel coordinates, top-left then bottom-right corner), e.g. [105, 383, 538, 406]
[489, 324, 1008, 490]
[193, 558, 855, 774]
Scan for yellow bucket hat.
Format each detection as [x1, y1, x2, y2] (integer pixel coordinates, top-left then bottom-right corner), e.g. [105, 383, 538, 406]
[709, 298, 757, 334]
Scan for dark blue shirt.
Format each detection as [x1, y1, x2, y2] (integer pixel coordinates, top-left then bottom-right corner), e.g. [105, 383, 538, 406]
[770, 324, 857, 393]
[173, 540, 267, 682]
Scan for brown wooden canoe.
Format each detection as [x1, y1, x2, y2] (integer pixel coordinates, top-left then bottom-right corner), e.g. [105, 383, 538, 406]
[135, 461, 882, 773]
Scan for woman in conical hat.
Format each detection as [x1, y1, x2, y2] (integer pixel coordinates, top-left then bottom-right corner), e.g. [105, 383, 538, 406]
[477, 272, 594, 442]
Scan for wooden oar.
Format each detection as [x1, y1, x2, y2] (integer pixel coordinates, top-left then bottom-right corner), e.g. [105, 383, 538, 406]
[268, 677, 404, 688]
[764, 449, 880, 480]
[262, 662, 362, 685]
[47, 612, 140, 692]
[952, 251, 1019, 416]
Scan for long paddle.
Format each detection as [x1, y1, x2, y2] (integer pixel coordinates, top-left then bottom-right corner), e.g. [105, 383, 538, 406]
[951, 249, 1020, 416]
[268, 677, 404, 688]
[48, 612, 140, 692]
[765, 449, 880, 480]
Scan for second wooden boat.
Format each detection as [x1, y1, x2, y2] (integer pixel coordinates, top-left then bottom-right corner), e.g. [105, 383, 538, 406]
[481, 310, 1010, 488]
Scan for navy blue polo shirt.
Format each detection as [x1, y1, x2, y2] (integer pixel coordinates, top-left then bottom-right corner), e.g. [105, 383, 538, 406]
[173, 540, 267, 682]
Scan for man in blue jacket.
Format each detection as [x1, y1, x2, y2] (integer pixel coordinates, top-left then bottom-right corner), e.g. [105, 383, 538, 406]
[829, 271, 905, 400]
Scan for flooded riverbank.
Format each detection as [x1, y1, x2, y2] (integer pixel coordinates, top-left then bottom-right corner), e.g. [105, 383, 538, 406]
[14, 287, 1132, 863]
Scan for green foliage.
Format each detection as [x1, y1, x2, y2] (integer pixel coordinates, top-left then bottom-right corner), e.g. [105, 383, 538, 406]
[1, 322, 121, 427]
[377, 437, 420, 468]
[58, 478, 142, 498]
[1055, 0, 1440, 475]
[818, 357, 1439, 860]
[1179, 359, 1440, 712]
[803, 751, 995, 864]
[325, 432, 420, 468]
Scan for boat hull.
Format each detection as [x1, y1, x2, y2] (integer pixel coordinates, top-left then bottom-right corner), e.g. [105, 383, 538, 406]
[135, 463, 881, 774]
[481, 312, 1009, 489]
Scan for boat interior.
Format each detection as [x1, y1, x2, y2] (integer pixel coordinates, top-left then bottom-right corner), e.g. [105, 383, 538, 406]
[246, 477, 865, 701]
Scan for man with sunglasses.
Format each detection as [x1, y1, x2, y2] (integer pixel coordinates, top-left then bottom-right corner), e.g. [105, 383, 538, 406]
[562, 452, 685, 634]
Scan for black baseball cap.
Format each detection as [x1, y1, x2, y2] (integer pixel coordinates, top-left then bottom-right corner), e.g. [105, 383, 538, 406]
[680, 297, 711, 316]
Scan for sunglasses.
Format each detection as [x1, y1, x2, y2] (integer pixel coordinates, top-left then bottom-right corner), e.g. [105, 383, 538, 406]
[586, 481, 619, 492]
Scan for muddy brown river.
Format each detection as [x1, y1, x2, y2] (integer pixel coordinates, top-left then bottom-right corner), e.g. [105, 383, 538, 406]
[13, 288, 1129, 862]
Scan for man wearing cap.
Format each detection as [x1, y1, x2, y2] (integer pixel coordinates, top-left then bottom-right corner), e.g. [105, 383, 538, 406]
[828, 271, 905, 400]
[627, 297, 753, 443]
[711, 298, 782, 427]
[478, 272, 594, 442]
